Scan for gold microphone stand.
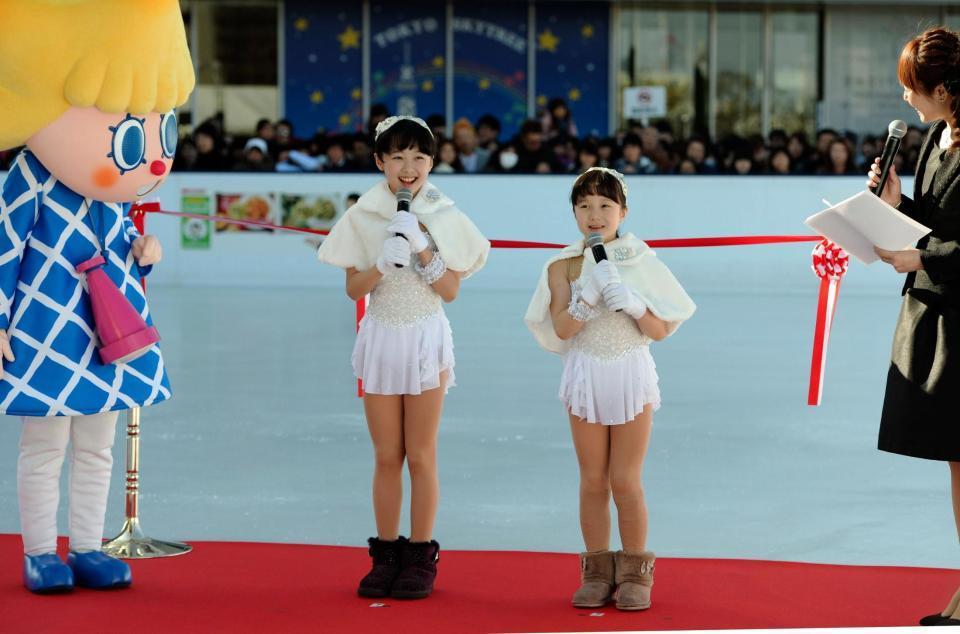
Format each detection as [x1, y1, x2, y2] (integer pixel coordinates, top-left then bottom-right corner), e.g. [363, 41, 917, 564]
[101, 407, 191, 558]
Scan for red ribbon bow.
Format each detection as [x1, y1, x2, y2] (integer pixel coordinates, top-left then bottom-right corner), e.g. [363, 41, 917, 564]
[808, 239, 849, 405]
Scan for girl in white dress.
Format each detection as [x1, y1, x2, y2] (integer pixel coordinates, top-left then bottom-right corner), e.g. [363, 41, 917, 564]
[317, 116, 489, 600]
[525, 168, 695, 611]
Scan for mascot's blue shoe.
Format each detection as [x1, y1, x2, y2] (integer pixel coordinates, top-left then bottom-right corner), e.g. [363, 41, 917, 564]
[23, 553, 74, 594]
[67, 551, 132, 589]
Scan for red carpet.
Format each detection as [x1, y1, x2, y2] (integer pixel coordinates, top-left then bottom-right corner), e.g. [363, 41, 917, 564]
[0, 534, 955, 633]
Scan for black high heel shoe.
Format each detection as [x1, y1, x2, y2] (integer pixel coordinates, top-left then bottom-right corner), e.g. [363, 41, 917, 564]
[921, 614, 949, 626]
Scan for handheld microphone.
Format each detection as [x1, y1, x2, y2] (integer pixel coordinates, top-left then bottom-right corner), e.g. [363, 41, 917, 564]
[396, 187, 412, 213]
[586, 233, 621, 311]
[586, 232, 608, 263]
[393, 188, 413, 267]
[872, 120, 907, 198]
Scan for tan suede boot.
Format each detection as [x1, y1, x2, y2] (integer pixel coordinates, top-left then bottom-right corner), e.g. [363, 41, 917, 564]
[571, 550, 616, 608]
[614, 550, 655, 611]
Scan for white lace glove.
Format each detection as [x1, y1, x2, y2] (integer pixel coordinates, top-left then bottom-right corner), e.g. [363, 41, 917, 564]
[376, 236, 411, 275]
[386, 211, 429, 253]
[602, 282, 647, 318]
[580, 260, 620, 306]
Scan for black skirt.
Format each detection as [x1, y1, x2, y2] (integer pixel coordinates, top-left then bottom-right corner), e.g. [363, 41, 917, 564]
[879, 290, 960, 461]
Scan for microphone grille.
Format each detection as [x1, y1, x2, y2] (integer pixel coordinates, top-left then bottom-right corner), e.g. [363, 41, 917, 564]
[586, 233, 604, 248]
[396, 188, 413, 204]
[888, 120, 908, 138]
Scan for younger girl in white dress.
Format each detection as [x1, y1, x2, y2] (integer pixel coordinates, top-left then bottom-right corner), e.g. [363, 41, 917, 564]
[525, 168, 695, 611]
[317, 116, 489, 600]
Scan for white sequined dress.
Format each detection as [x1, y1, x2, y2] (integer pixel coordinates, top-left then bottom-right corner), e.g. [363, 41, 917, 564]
[559, 282, 660, 425]
[352, 247, 454, 395]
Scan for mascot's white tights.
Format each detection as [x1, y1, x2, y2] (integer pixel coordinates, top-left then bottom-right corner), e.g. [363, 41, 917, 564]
[17, 412, 120, 555]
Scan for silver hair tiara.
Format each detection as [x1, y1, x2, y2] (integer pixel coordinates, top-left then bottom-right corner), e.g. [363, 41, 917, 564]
[374, 115, 434, 141]
[582, 166, 628, 197]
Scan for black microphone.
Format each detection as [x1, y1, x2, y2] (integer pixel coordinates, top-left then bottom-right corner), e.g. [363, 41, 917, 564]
[872, 120, 907, 198]
[586, 232, 608, 263]
[396, 187, 412, 213]
[586, 232, 621, 311]
[392, 188, 413, 267]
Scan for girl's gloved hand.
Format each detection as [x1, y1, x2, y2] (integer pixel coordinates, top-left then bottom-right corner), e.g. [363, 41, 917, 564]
[580, 260, 620, 306]
[376, 236, 412, 275]
[387, 211, 429, 253]
[602, 283, 648, 318]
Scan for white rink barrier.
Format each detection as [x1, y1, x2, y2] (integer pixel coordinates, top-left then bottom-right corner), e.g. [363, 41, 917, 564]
[0, 170, 911, 295]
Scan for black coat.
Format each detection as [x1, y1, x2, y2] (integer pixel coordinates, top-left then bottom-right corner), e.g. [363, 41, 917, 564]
[899, 120, 960, 301]
[879, 120, 960, 461]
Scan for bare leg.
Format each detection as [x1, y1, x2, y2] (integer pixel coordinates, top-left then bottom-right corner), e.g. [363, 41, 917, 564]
[364, 393, 405, 540]
[569, 413, 612, 552]
[608, 406, 654, 552]
[945, 463, 960, 618]
[403, 373, 446, 542]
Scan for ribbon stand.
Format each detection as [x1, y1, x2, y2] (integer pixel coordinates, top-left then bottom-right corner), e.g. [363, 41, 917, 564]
[356, 294, 368, 398]
[101, 202, 191, 559]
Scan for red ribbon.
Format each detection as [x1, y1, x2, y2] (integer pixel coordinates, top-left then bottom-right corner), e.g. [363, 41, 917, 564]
[134, 203, 332, 236]
[131, 204, 837, 403]
[489, 236, 822, 249]
[131, 205, 823, 250]
[807, 239, 849, 406]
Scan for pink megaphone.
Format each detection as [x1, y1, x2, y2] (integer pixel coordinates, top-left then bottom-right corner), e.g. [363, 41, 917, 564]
[76, 255, 160, 364]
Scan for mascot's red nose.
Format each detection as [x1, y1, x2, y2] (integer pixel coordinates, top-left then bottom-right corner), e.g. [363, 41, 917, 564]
[149, 161, 166, 176]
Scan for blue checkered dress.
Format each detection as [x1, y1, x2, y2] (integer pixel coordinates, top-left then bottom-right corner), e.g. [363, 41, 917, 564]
[0, 150, 171, 416]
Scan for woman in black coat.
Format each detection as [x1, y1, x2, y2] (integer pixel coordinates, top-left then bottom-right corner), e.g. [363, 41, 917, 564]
[867, 27, 960, 625]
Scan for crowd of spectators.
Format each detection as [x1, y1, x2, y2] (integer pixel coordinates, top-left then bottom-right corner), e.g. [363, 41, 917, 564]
[0, 98, 930, 178]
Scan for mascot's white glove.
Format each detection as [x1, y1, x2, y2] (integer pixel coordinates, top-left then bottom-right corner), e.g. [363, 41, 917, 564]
[602, 282, 648, 318]
[386, 211, 429, 253]
[376, 236, 412, 275]
[580, 260, 620, 306]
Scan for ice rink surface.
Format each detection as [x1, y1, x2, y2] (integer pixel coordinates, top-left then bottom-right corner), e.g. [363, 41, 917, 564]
[0, 277, 956, 569]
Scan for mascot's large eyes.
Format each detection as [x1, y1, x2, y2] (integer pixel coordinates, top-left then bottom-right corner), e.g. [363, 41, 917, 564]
[160, 110, 178, 158]
[107, 114, 146, 174]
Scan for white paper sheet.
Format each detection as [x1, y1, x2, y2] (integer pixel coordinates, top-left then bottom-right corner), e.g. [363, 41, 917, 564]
[804, 190, 931, 263]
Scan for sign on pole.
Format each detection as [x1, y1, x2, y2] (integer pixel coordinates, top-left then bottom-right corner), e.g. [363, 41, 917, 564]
[623, 86, 667, 121]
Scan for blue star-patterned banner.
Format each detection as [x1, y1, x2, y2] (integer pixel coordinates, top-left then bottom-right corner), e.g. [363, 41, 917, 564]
[534, 2, 610, 137]
[369, 1, 447, 121]
[281, 1, 612, 138]
[452, 4, 529, 139]
[283, 2, 364, 135]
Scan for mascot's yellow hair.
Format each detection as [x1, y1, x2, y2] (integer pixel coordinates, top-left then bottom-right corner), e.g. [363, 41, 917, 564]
[0, 0, 195, 149]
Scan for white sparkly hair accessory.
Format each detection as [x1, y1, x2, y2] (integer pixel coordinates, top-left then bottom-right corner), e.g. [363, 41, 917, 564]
[582, 166, 628, 197]
[375, 115, 434, 141]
